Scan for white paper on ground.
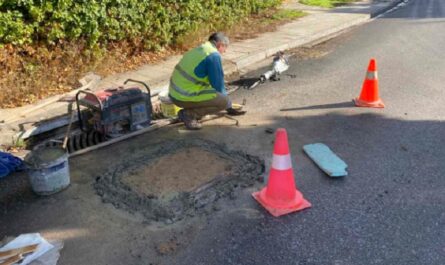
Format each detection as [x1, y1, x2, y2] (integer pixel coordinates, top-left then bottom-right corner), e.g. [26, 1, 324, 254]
[29, 241, 63, 265]
[0, 233, 54, 265]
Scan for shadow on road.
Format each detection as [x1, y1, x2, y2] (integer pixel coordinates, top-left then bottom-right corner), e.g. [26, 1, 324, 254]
[228, 77, 260, 90]
[1, 111, 444, 264]
[280, 101, 354, 111]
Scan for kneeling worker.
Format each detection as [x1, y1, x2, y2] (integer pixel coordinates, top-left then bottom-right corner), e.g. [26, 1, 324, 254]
[169, 32, 245, 130]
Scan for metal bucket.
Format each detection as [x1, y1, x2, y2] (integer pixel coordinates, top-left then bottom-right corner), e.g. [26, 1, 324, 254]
[25, 143, 70, 196]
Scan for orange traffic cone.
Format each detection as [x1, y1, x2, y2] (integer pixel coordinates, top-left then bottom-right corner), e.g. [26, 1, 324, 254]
[354, 58, 385, 108]
[252, 128, 311, 217]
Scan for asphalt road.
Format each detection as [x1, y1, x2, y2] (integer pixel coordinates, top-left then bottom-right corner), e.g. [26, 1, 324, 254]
[1, 1, 444, 264]
[167, 0, 445, 264]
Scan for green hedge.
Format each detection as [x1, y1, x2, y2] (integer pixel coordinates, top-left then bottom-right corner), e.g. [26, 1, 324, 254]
[0, 0, 282, 48]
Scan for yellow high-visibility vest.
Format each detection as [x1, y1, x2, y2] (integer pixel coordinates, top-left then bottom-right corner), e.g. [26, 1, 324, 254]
[169, 41, 218, 102]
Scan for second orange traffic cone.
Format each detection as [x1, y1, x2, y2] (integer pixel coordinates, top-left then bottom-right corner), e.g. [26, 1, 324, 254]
[252, 128, 311, 217]
[354, 58, 385, 108]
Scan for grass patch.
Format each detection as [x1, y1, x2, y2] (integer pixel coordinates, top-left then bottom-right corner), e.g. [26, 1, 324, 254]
[271, 9, 306, 20]
[299, 0, 355, 8]
[0, 8, 306, 108]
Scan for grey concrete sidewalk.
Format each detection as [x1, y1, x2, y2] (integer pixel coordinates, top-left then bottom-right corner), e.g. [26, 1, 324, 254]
[0, 0, 402, 146]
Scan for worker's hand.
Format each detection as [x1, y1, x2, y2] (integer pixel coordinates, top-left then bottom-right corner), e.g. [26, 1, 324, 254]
[226, 108, 246, 116]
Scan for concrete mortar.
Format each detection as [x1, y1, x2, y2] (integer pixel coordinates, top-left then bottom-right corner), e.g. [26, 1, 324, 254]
[94, 138, 264, 224]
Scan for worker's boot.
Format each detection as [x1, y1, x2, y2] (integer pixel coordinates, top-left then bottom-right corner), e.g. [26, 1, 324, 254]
[178, 110, 202, 130]
[185, 119, 202, 130]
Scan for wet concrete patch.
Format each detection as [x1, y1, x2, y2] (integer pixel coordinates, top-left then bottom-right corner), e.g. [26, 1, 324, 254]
[121, 147, 235, 198]
[94, 139, 264, 223]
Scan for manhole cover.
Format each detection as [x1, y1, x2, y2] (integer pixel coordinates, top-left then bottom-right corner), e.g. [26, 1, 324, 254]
[95, 139, 264, 223]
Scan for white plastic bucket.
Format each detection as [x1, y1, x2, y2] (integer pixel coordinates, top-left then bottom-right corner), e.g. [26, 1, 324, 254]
[25, 145, 70, 196]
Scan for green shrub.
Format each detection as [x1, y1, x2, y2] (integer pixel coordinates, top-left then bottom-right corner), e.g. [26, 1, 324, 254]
[0, 0, 282, 49]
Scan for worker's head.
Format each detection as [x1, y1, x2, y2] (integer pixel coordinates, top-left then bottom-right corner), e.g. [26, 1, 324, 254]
[209, 32, 229, 54]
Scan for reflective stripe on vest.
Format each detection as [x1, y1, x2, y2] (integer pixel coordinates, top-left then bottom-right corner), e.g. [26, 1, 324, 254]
[170, 79, 216, 97]
[175, 65, 209, 87]
[169, 41, 219, 102]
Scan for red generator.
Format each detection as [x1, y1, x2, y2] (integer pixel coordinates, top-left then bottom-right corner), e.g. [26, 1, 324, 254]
[76, 79, 152, 137]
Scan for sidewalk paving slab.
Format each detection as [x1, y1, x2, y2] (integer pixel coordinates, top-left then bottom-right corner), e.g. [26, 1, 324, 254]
[0, 0, 402, 146]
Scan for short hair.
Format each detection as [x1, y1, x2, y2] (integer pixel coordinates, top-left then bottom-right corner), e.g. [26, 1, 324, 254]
[208, 32, 230, 46]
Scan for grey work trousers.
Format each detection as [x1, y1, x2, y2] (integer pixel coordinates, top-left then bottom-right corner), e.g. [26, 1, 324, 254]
[170, 92, 229, 120]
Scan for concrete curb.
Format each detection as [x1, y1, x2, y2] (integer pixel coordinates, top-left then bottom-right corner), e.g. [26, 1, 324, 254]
[371, 0, 406, 18]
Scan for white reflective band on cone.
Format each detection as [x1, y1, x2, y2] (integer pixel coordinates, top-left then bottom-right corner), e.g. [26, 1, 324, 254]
[366, 71, 378, 80]
[271, 154, 292, 170]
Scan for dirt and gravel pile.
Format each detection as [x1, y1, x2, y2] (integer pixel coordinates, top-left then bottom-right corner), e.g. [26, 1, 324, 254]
[94, 138, 264, 223]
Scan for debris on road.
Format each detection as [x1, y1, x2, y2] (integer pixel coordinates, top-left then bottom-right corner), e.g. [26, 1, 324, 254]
[0, 233, 62, 265]
[0, 152, 24, 179]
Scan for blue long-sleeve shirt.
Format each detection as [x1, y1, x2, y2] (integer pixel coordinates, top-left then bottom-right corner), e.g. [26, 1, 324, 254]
[194, 52, 226, 95]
